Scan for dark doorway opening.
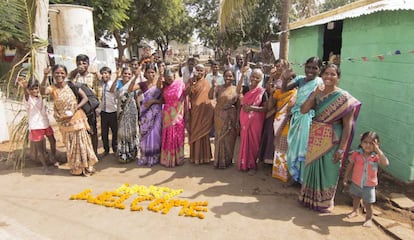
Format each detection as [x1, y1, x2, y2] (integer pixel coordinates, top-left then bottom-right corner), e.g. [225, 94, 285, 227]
[323, 20, 343, 65]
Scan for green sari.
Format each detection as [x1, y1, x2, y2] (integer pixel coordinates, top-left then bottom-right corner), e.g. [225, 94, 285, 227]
[299, 89, 361, 212]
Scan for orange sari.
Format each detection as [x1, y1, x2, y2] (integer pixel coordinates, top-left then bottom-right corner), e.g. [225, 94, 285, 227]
[187, 78, 214, 164]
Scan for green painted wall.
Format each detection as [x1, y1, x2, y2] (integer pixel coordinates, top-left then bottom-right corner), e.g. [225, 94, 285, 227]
[289, 11, 414, 182]
[288, 25, 324, 73]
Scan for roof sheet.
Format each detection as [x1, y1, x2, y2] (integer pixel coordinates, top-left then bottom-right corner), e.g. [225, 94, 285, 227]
[289, 0, 414, 30]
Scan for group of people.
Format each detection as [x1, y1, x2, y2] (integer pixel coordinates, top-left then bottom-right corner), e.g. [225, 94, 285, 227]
[20, 52, 389, 227]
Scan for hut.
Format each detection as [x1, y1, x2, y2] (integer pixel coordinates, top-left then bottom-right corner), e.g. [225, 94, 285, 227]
[287, 0, 414, 182]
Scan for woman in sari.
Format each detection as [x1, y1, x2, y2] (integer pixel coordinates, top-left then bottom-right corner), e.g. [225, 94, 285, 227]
[160, 69, 185, 167]
[41, 65, 98, 176]
[209, 69, 239, 169]
[258, 59, 292, 166]
[137, 63, 163, 167]
[298, 64, 361, 212]
[282, 57, 323, 184]
[238, 68, 267, 173]
[110, 67, 139, 163]
[269, 60, 297, 182]
[185, 64, 214, 164]
[257, 72, 277, 165]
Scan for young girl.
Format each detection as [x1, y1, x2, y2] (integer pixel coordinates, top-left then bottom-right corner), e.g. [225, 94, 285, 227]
[343, 131, 389, 227]
[19, 77, 58, 174]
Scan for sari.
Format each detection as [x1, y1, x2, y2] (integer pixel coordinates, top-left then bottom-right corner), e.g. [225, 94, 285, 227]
[116, 80, 139, 163]
[272, 88, 297, 182]
[258, 90, 276, 165]
[188, 77, 214, 164]
[138, 85, 163, 167]
[213, 85, 239, 168]
[160, 80, 185, 167]
[287, 76, 323, 183]
[50, 85, 97, 175]
[238, 86, 266, 171]
[299, 89, 361, 212]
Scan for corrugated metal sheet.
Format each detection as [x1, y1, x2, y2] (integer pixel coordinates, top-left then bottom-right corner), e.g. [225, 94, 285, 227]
[289, 0, 414, 30]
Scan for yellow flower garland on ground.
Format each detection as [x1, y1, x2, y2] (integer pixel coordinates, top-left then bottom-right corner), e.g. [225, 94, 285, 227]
[69, 184, 208, 219]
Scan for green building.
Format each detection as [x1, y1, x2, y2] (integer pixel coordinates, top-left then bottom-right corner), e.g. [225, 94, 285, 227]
[287, 0, 414, 182]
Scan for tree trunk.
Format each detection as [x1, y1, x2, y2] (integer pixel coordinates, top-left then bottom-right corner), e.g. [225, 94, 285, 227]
[34, 0, 49, 81]
[279, 0, 291, 60]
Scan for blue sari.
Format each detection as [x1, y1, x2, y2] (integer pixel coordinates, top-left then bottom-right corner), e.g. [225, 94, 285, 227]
[287, 76, 323, 183]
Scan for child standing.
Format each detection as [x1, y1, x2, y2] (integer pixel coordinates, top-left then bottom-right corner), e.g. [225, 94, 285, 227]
[343, 131, 390, 227]
[19, 77, 58, 173]
[97, 67, 118, 157]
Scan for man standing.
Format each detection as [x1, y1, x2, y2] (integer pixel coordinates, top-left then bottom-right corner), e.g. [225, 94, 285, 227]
[97, 66, 117, 157]
[70, 54, 100, 155]
[205, 60, 224, 86]
[179, 57, 196, 84]
[225, 53, 251, 95]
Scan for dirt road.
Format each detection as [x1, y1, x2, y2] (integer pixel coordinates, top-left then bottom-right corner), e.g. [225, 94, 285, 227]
[0, 155, 391, 240]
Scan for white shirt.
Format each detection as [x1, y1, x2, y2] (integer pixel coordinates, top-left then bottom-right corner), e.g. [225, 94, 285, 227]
[99, 80, 117, 113]
[181, 66, 195, 84]
[206, 73, 224, 85]
[25, 95, 50, 130]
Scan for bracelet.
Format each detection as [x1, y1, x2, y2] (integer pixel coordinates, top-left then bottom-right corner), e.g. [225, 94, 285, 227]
[337, 149, 345, 154]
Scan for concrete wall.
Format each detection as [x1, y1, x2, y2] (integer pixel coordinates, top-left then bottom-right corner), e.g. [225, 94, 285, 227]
[288, 10, 414, 182]
[340, 11, 414, 182]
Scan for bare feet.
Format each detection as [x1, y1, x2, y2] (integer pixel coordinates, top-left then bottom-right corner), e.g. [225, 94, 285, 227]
[363, 219, 373, 227]
[347, 211, 359, 219]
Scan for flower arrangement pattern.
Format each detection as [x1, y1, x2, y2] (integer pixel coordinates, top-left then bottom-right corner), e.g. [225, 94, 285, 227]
[70, 183, 208, 219]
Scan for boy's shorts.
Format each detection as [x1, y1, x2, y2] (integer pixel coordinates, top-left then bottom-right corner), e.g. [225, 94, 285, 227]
[29, 126, 54, 142]
[349, 182, 376, 203]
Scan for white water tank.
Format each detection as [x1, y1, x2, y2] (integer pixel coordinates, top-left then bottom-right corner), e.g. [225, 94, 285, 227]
[49, 4, 96, 72]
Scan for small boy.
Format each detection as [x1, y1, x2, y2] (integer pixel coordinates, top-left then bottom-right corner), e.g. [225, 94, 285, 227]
[18, 77, 58, 173]
[97, 66, 118, 156]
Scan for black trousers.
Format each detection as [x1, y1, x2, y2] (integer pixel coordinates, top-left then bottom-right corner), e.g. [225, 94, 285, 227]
[100, 111, 118, 153]
[86, 111, 98, 155]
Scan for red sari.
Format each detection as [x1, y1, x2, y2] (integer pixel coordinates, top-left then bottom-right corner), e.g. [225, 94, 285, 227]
[238, 86, 266, 171]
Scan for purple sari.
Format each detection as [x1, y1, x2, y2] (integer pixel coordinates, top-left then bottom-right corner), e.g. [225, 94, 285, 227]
[138, 85, 162, 167]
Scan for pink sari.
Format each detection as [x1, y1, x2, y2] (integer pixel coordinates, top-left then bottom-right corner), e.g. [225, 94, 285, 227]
[160, 80, 185, 167]
[238, 87, 266, 171]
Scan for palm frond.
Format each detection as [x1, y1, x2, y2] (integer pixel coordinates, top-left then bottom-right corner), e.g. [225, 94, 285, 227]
[218, 0, 256, 31]
[1, 0, 42, 171]
[8, 113, 29, 170]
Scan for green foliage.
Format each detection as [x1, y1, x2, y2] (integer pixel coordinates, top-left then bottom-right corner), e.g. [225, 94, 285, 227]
[111, 0, 194, 59]
[0, 0, 36, 48]
[321, 0, 358, 12]
[291, 0, 319, 21]
[189, 0, 280, 52]
[243, 0, 281, 45]
[186, 0, 242, 51]
[0, 0, 43, 170]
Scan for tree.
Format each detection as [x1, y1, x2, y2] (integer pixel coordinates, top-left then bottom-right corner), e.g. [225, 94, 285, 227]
[186, 0, 243, 60]
[0, 0, 48, 92]
[321, 0, 357, 12]
[0, 0, 49, 169]
[105, 0, 193, 62]
[291, 0, 319, 20]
